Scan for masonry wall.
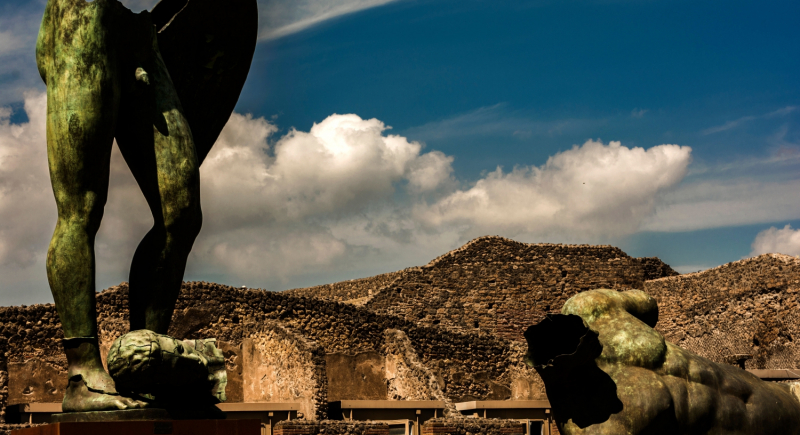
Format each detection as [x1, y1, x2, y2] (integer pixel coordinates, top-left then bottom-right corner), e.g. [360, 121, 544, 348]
[284, 272, 402, 304]
[242, 322, 328, 419]
[274, 421, 389, 435]
[645, 253, 800, 369]
[364, 236, 677, 341]
[421, 418, 525, 435]
[0, 281, 528, 420]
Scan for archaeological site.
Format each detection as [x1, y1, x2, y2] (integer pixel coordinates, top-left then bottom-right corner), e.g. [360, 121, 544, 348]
[1, 236, 799, 434]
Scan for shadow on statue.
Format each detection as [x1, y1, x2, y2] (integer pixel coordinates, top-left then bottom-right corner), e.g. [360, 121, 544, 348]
[524, 289, 800, 435]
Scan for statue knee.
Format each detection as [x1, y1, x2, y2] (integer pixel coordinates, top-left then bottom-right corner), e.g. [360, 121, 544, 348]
[164, 200, 202, 245]
[55, 195, 107, 237]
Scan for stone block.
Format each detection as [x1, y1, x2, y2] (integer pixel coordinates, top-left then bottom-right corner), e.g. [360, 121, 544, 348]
[8, 359, 66, 405]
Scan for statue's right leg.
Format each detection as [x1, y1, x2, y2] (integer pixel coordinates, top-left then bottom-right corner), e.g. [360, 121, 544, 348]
[40, 0, 146, 412]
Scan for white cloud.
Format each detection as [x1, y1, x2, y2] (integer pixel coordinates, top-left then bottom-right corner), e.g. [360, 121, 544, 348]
[0, 91, 50, 269]
[192, 112, 454, 282]
[258, 0, 399, 40]
[0, 0, 400, 106]
[0, 95, 699, 302]
[416, 140, 692, 238]
[32, 92, 800, 307]
[403, 104, 606, 141]
[701, 106, 797, 135]
[642, 179, 800, 232]
[750, 225, 800, 257]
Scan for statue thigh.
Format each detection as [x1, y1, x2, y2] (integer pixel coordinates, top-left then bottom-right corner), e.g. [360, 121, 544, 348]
[115, 43, 201, 333]
[42, 0, 120, 339]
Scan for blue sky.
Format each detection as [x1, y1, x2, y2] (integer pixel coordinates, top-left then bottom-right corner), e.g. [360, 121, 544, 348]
[1, 0, 799, 304]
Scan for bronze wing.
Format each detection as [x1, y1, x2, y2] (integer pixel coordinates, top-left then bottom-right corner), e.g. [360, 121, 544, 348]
[151, 0, 258, 164]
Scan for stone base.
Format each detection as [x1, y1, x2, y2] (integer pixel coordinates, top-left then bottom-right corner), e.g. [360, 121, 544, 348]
[52, 406, 226, 422]
[9, 419, 260, 435]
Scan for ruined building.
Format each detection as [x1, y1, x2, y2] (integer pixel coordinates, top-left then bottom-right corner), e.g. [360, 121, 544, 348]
[0, 236, 798, 433]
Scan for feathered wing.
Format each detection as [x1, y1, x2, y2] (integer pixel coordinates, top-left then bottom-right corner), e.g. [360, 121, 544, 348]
[151, 0, 258, 164]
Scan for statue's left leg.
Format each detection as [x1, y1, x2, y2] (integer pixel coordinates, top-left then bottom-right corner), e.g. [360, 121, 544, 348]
[116, 33, 201, 335]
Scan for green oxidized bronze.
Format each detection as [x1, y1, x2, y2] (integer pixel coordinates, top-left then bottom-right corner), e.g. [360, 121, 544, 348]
[524, 289, 800, 434]
[36, 0, 256, 412]
[107, 330, 227, 405]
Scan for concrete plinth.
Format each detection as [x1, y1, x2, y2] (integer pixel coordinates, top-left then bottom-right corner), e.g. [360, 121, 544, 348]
[9, 419, 260, 435]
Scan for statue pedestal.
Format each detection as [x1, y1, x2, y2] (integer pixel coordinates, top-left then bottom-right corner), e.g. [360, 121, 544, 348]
[10, 419, 260, 435]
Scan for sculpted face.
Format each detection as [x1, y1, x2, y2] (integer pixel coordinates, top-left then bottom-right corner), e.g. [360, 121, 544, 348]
[107, 329, 227, 405]
[525, 289, 800, 435]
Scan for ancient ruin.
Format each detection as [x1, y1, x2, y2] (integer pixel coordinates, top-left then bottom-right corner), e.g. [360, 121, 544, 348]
[1, 236, 799, 434]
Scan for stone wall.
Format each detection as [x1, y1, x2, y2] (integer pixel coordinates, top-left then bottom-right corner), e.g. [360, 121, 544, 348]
[0, 423, 43, 434]
[242, 322, 328, 420]
[274, 421, 389, 435]
[421, 418, 525, 435]
[325, 352, 386, 402]
[645, 253, 800, 369]
[284, 272, 402, 304]
[0, 280, 528, 419]
[364, 236, 677, 341]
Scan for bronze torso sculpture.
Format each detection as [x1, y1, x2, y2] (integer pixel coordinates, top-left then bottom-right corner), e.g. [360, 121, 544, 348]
[524, 289, 800, 434]
[36, 0, 256, 412]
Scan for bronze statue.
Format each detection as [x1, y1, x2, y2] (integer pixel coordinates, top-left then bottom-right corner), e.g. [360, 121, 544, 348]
[36, 0, 256, 412]
[524, 289, 800, 434]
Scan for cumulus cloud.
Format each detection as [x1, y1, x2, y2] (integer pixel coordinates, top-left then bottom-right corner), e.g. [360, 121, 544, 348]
[194, 112, 453, 281]
[750, 225, 800, 257]
[1, 92, 699, 304]
[416, 140, 692, 238]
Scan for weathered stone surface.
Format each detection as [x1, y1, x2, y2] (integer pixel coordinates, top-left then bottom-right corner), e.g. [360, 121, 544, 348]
[383, 330, 435, 401]
[219, 341, 243, 403]
[645, 253, 800, 369]
[8, 359, 66, 404]
[284, 271, 403, 304]
[421, 418, 525, 435]
[274, 420, 389, 435]
[242, 322, 327, 420]
[364, 236, 677, 341]
[326, 352, 386, 401]
[0, 423, 45, 435]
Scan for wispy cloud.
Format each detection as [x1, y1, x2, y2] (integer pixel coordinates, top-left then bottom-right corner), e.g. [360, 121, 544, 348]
[631, 108, 648, 118]
[642, 178, 800, 232]
[403, 104, 606, 141]
[0, 0, 401, 105]
[258, 0, 400, 41]
[701, 106, 797, 135]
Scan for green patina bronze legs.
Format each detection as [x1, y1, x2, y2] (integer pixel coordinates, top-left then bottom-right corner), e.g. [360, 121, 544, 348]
[114, 11, 201, 334]
[37, 0, 200, 411]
